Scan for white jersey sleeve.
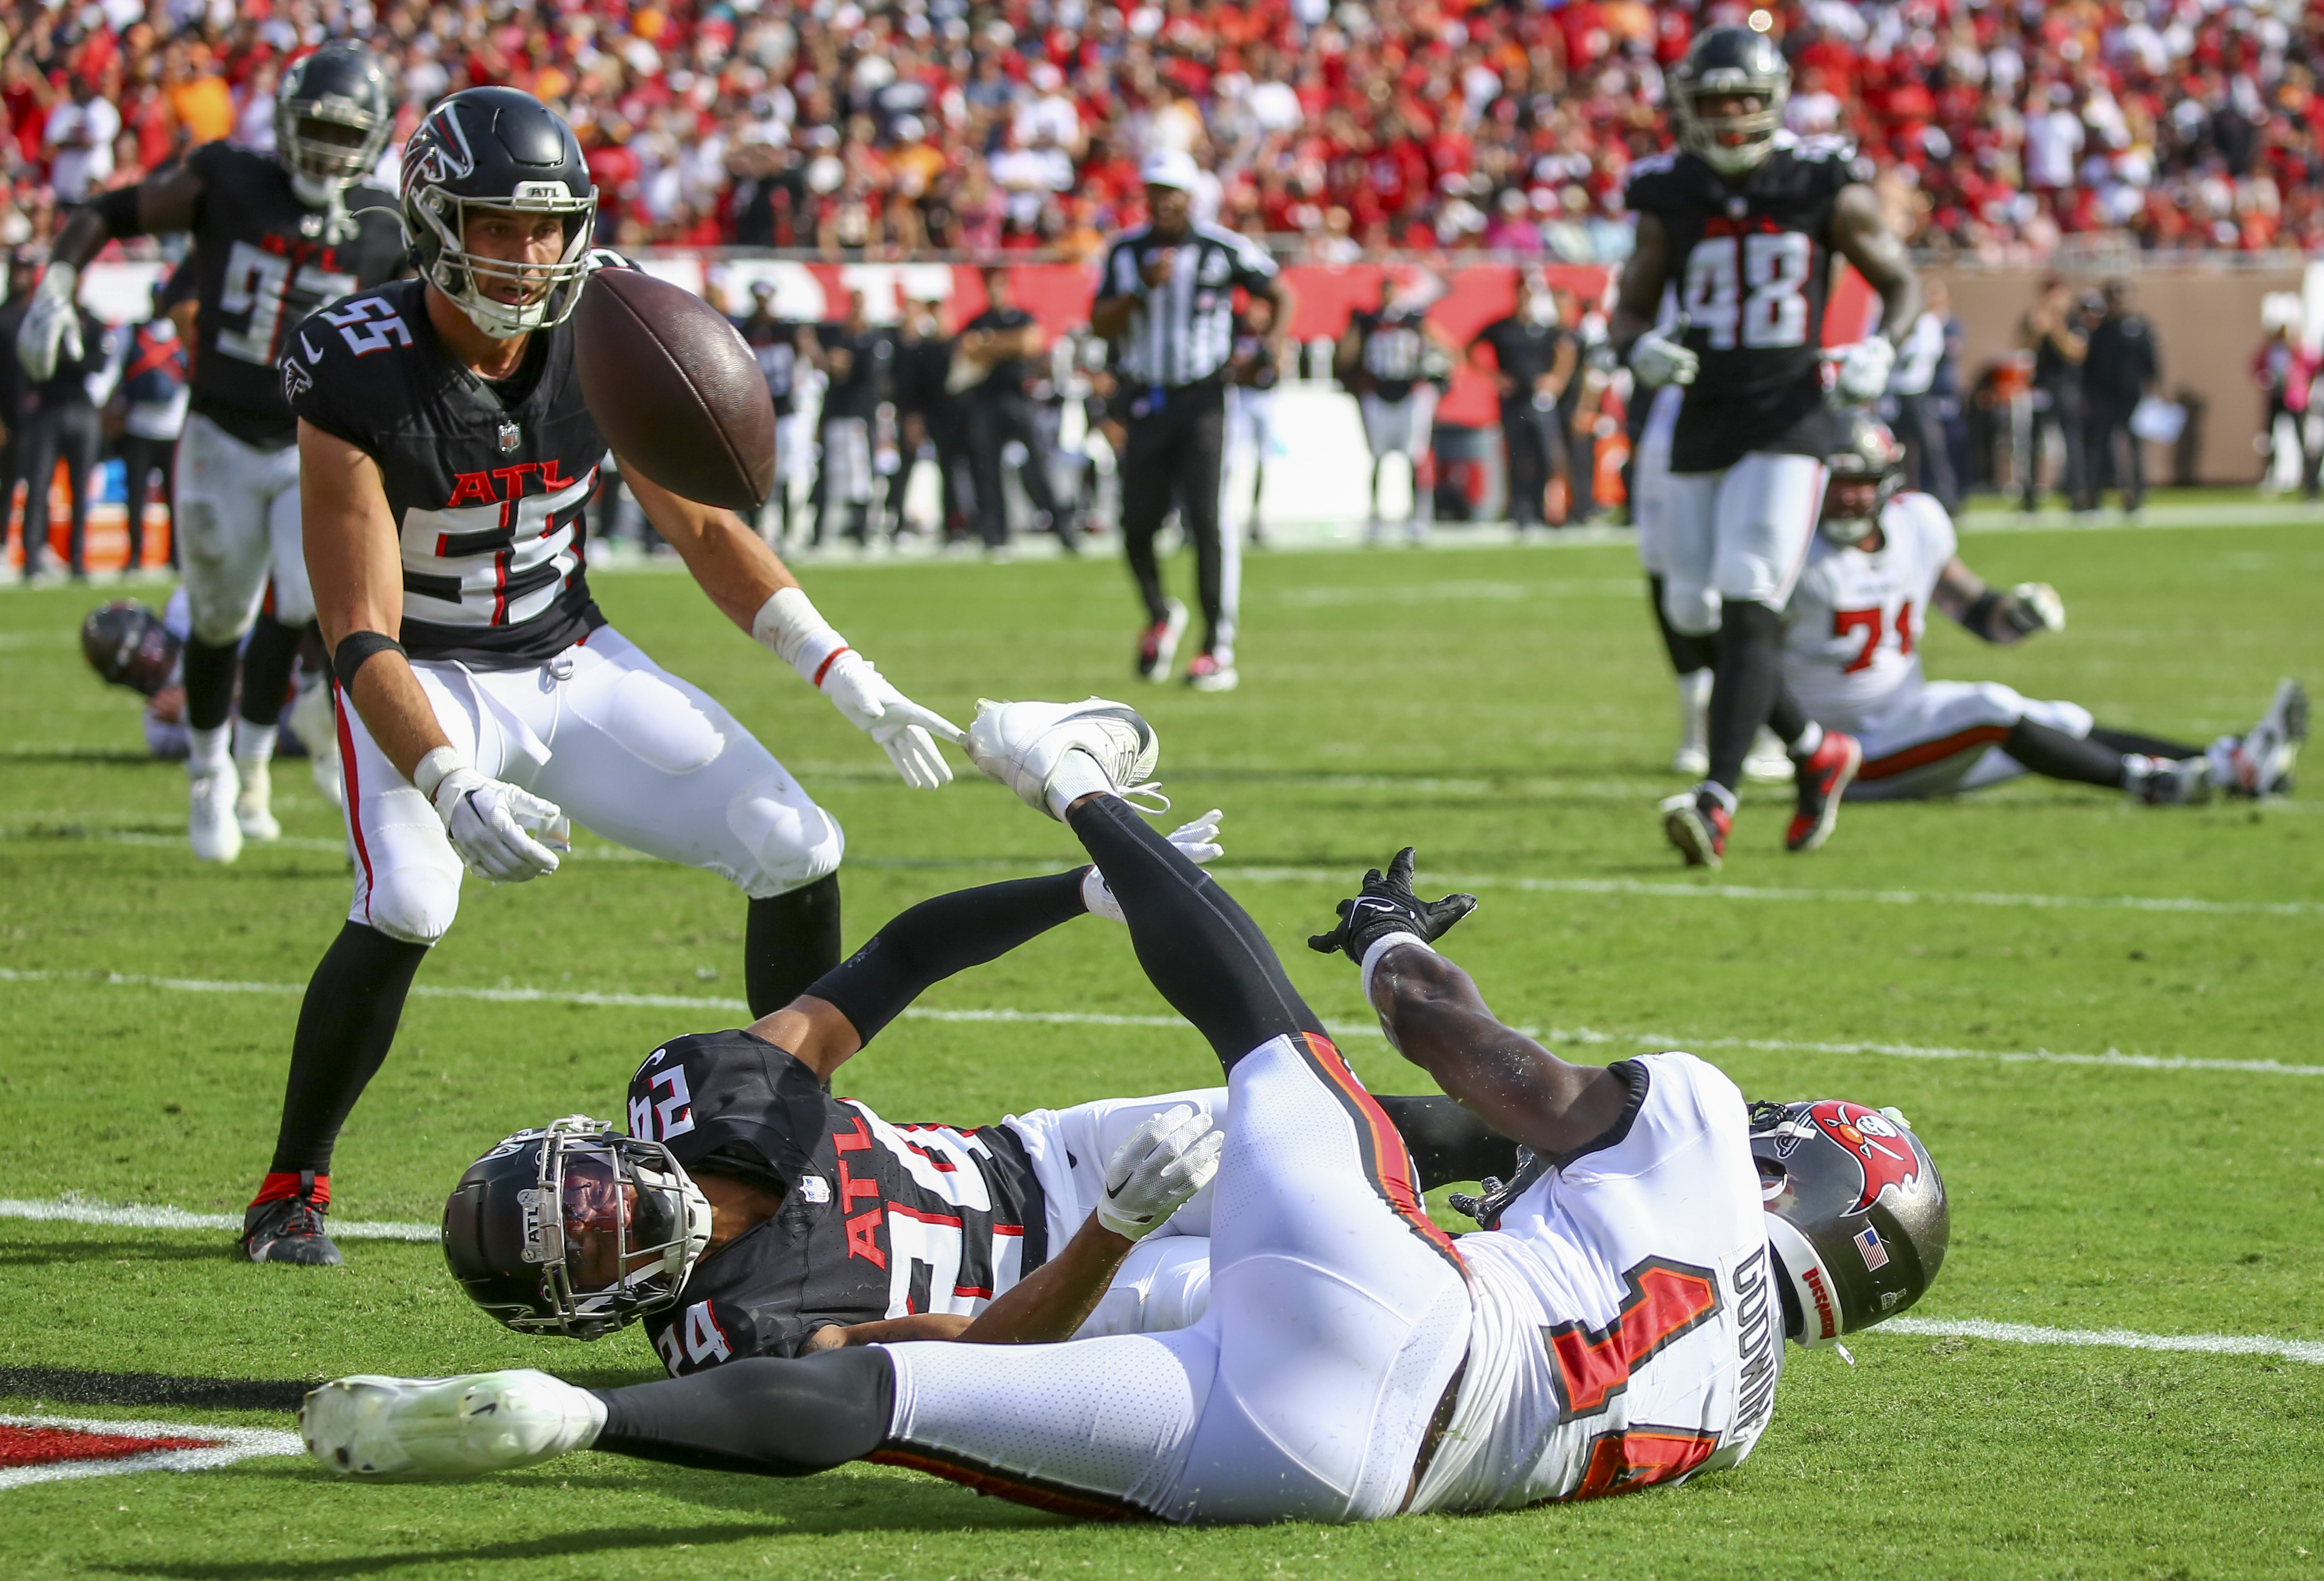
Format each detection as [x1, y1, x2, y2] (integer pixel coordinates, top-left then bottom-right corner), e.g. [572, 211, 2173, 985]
[1781, 491, 1956, 733]
[1413, 1053, 1785, 1513]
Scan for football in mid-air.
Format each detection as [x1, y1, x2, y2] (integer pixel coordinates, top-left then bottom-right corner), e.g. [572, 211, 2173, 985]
[574, 265, 776, 512]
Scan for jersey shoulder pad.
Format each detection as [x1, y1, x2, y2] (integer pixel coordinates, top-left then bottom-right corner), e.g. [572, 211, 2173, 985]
[1789, 133, 1876, 186]
[1199, 221, 1277, 277]
[187, 138, 266, 186]
[585, 248, 639, 275]
[288, 283, 425, 373]
[1623, 150, 1693, 210]
[1883, 489, 1958, 565]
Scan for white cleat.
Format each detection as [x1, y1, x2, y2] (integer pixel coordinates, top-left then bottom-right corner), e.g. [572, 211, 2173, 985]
[2221, 678, 2309, 797]
[189, 763, 244, 864]
[1742, 727, 1794, 784]
[1669, 744, 1709, 778]
[302, 1370, 605, 1481]
[235, 757, 281, 842]
[967, 698, 1162, 819]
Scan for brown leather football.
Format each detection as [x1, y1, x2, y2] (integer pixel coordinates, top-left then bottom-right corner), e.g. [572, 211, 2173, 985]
[573, 267, 776, 511]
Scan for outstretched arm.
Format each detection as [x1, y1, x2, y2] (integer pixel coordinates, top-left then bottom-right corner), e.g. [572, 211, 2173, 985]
[1312, 849, 1629, 1160]
[1931, 557, 2064, 645]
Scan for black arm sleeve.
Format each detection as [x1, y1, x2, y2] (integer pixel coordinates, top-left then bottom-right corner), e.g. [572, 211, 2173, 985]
[592, 1350, 894, 1476]
[1376, 1094, 1523, 1191]
[807, 870, 1091, 1045]
[88, 186, 144, 239]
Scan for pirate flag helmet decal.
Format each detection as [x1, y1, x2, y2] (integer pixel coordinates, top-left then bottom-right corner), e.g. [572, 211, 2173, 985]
[1749, 1099, 1949, 1349]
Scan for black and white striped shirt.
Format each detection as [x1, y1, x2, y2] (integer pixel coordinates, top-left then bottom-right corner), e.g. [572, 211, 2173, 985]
[1097, 222, 1279, 390]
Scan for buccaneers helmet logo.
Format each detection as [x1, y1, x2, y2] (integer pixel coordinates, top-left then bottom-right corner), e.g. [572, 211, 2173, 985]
[1809, 1101, 1921, 1215]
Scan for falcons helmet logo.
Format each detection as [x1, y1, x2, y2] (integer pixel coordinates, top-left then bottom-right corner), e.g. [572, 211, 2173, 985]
[1809, 1101, 1922, 1215]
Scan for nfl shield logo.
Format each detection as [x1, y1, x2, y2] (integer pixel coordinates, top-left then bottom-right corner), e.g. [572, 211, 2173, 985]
[497, 420, 521, 454]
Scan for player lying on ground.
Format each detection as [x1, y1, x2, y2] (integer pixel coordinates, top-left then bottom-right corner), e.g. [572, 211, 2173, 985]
[442, 810, 1523, 1371]
[245, 85, 968, 1269]
[1789, 413, 2308, 804]
[306, 699, 1949, 1522]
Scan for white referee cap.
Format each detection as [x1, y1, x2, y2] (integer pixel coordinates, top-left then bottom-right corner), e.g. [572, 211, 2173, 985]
[1140, 148, 1201, 191]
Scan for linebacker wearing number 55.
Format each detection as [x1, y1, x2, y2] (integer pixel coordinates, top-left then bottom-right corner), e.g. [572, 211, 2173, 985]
[27, 43, 407, 862]
[242, 87, 968, 1269]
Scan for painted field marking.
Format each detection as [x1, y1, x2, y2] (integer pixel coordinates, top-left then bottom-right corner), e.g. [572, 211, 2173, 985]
[1882, 1317, 2324, 1366]
[0, 1194, 437, 1242]
[0, 1414, 303, 1489]
[6, 967, 2321, 1079]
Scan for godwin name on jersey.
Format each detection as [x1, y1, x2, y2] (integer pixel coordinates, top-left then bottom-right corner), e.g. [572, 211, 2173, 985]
[184, 142, 406, 449]
[1625, 134, 1872, 472]
[283, 276, 606, 667]
[1413, 1053, 1784, 1512]
[1782, 490, 1957, 731]
[623, 1029, 1051, 1374]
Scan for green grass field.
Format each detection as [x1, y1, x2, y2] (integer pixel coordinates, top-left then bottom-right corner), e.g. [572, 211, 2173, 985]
[2, 519, 2320, 1579]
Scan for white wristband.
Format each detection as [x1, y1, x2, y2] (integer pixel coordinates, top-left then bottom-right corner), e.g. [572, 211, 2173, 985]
[750, 586, 852, 688]
[1360, 930, 1434, 1008]
[412, 746, 466, 801]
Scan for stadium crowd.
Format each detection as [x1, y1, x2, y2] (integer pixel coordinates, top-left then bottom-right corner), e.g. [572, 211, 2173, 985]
[0, 0, 2317, 264]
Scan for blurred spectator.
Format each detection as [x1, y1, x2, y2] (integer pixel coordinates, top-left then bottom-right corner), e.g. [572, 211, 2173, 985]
[2252, 320, 2321, 499]
[44, 77, 119, 205]
[2083, 277, 2161, 512]
[959, 266, 1073, 554]
[1887, 281, 1960, 511]
[13, 267, 113, 582]
[2018, 278, 2092, 513]
[107, 278, 190, 574]
[808, 289, 896, 547]
[1470, 268, 1577, 531]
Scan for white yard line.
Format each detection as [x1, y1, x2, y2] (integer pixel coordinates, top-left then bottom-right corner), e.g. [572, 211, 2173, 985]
[5, 824, 2309, 915]
[0, 1195, 437, 1241]
[6, 966, 2321, 1079]
[1881, 1316, 2324, 1365]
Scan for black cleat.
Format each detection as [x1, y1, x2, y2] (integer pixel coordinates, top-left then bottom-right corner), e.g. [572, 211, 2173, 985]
[240, 1172, 344, 1265]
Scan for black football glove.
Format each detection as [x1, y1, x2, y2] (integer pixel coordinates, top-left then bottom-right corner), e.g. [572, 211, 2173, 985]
[1306, 847, 1478, 964]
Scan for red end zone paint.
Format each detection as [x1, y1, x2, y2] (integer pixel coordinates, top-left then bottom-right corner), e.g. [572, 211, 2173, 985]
[0, 1423, 219, 1467]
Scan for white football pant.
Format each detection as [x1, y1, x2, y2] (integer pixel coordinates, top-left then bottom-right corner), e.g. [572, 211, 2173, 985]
[336, 627, 843, 945]
[1630, 384, 1685, 578]
[1845, 679, 2095, 801]
[175, 413, 309, 645]
[1656, 450, 1828, 635]
[1360, 387, 1439, 461]
[881, 1032, 1471, 1523]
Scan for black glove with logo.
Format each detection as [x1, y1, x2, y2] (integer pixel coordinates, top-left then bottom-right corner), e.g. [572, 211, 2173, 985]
[1306, 847, 1478, 963]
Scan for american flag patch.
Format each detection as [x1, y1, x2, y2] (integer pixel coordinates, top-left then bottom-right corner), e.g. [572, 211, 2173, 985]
[1854, 1225, 1890, 1271]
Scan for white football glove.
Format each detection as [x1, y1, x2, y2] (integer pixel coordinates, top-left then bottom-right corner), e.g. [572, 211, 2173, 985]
[1084, 809, 1224, 923]
[1833, 337, 1897, 402]
[17, 262, 81, 383]
[819, 650, 969, 790]
[428, 766, 569, 882]
[2006, 581, 2066, 635]
[1629, 328, 1698, 388]
[1097, 1105, 1223, 1241]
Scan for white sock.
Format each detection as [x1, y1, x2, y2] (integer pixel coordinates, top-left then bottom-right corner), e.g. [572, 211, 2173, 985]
[1046, 749, 1117, 820]
[234, 719, 279, 765]
[186, 724, 230, 776]
[1789, 721, 1825, 760]
[1676, 670, 1711, 750]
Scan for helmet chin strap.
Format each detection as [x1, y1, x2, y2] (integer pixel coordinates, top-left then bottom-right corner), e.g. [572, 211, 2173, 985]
[291, 174, 359, 244]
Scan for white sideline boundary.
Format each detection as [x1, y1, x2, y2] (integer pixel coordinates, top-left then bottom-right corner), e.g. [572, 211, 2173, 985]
[6, 966, 2322, 1078]
[0, 1199, 2312, 1372]
[0, 1414, 303, 1489]
[1882, 1317, 2324, 1366]
[4, 824, 2313, 916]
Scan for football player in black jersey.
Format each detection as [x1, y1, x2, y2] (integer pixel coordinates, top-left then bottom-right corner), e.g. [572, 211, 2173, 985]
[245, 87, 965, 1268]
[438, 811, 1518, 1371]
[26, 42, 406, 862]
[1338, 273, 1458, 545]
[1611, 24, 1921, 868]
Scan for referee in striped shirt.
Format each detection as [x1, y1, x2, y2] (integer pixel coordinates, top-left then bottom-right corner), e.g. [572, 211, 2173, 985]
[1090, 149, 1292, 692]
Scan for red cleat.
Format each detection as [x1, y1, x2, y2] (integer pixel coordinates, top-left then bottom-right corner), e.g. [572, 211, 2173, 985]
[1786, 731, 1863, 853]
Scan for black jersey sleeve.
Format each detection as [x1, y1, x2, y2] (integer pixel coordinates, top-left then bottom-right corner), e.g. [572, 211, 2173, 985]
[1621, 150, 1686, 216]
[280, 288, 422, 453]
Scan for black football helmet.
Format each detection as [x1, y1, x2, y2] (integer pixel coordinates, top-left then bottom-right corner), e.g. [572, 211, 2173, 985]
[1670, 25, 1792, 177]
[402, 87, 598, 340]
[442, 1116, 710, 1339]
[1819, 410, 1908, 542]
[1751, 1099, 1948, 1349]
[276, 43, 393, 208]
[81, 599, 179, 696]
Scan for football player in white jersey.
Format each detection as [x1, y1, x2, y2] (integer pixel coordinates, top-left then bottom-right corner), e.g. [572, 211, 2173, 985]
[303, 699, 1950, 1524]
[1791, 413, 2307, 805]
